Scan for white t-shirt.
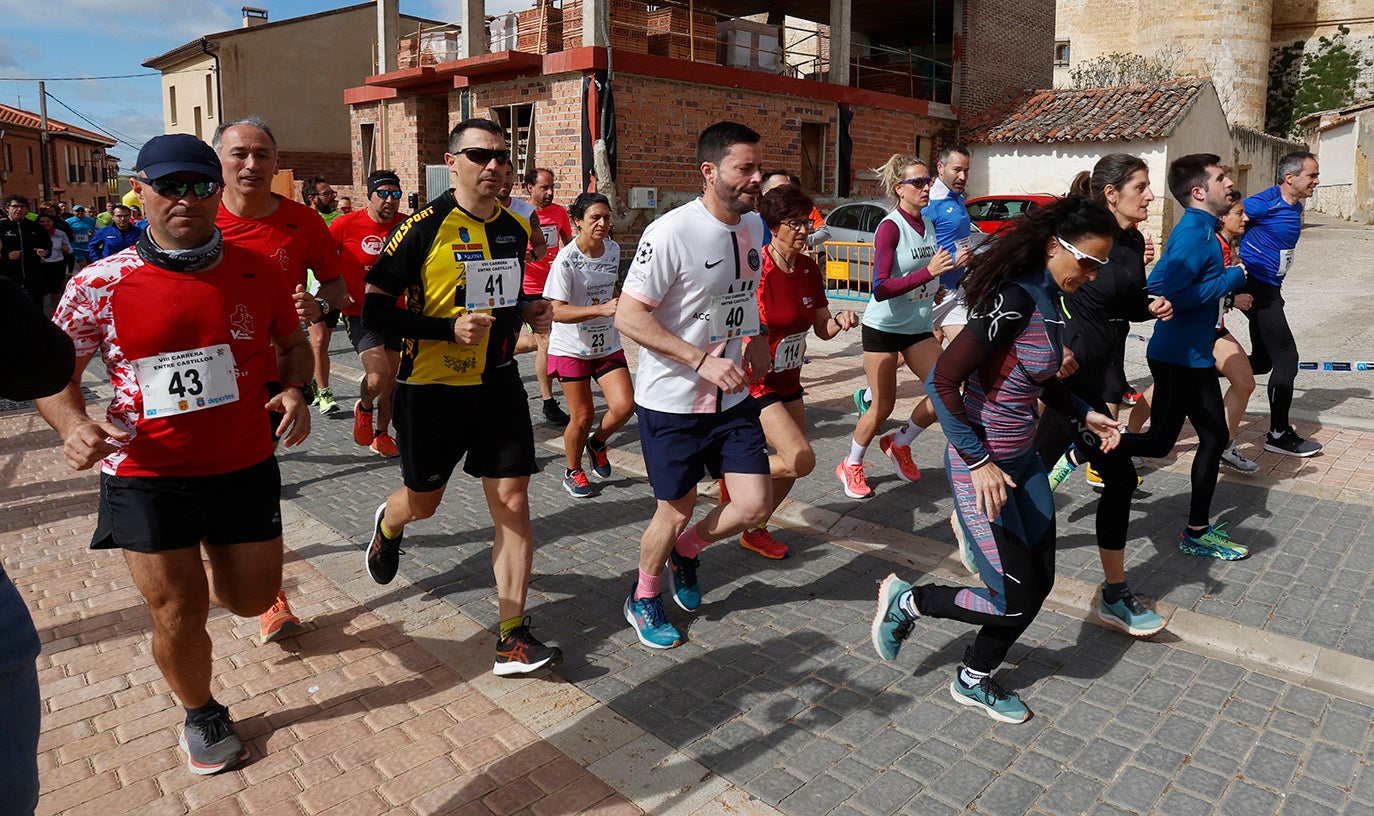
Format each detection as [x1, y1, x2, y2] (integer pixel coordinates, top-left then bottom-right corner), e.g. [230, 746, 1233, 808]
[623, 198, 765, 414]
[544, 239, 622, 359]
[506, 198, 535, 221]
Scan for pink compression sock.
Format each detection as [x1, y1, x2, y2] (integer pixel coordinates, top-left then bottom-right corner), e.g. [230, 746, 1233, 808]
[674, 524, 710, 558]
[635, 568, 661, 600]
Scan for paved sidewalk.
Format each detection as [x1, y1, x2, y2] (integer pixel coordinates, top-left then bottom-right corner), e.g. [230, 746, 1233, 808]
[8, 325, 1374, 815]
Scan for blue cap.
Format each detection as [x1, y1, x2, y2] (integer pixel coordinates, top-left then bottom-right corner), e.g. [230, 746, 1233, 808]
[135, 134, 223, 184]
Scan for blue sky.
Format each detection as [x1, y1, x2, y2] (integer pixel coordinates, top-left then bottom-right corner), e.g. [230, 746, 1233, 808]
[4, 1, 524, 165]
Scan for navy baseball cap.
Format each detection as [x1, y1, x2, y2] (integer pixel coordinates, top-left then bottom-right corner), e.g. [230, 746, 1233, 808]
[135, 134, 223, 184]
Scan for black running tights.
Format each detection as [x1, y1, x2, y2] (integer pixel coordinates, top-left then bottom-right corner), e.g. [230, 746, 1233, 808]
[1117, 360, 1228, 529]
[1241, 279, 1298, 432]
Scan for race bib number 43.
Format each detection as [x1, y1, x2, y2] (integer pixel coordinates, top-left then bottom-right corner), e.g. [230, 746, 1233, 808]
[134, 344, 239, 419]
[462, 258, 522, 311]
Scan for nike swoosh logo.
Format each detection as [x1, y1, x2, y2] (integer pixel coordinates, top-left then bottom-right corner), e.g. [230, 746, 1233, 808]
[705, 259, 724, 268]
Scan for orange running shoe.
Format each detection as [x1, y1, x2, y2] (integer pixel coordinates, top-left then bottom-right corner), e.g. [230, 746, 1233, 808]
[741, 527, 790, 559]
[835, 460, 873, 499]
[352, 400, 374, 446]
[371, 432, 399, 458]
[879, 433, 921, 483]
[259, 589, 302, 644]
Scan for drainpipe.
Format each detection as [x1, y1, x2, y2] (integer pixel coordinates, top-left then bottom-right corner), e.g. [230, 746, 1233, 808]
[200, 39, 223, 127]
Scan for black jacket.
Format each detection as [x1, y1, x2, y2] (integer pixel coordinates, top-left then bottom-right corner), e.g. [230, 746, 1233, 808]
[0, 216, 50, 287]
[1061, 226, 1151, 389]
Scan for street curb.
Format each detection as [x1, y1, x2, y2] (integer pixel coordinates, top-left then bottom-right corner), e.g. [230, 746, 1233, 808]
[533, 432, 1374, 708]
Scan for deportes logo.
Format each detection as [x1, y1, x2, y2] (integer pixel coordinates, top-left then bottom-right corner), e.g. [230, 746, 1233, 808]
[362, 235, 385, 255]
[747, 248, 761, 272]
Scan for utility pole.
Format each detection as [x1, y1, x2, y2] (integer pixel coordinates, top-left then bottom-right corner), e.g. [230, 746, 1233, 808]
[38, 81, 54, 204]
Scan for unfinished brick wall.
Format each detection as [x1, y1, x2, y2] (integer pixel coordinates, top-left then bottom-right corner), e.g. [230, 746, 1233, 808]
[960, 0, 1055, 117]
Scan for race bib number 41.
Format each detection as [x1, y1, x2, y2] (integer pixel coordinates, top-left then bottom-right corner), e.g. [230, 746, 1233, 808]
[134, 344, 239, 419]
[462, 258, 522, 311]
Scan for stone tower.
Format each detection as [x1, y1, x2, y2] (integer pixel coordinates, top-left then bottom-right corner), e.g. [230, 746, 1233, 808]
[1136, 0, 1275, 128]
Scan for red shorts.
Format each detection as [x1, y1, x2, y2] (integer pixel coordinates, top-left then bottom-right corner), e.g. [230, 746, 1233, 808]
[547, 349, 629, 382]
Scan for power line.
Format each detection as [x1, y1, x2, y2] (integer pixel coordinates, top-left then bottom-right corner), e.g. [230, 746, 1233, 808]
[0, 66, 215, 82]
[41, 91, 145, 152]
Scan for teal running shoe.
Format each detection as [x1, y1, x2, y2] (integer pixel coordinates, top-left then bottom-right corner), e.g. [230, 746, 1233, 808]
[871, 573, 916, 660]
[853, 387, 871, 416]
[1178, 523, 1248, 560]
[666, 550, 701, 612]
[1047, 448, 1077, 492]
[1097, 586, 1167, 637]
[623, 592, 682, 649]
[950, 675, 1032, 724]
[950, 511, 977, 574]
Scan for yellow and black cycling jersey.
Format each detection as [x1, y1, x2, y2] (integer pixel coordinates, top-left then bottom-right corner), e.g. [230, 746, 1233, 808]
[366, 189, 532, 386]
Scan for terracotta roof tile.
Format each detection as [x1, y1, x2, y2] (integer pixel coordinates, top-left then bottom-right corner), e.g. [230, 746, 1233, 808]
[964, 77, 1211, 144]
[0, 103, 116, 146]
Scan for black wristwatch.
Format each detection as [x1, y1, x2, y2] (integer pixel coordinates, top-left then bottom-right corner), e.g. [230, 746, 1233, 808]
[312, 296, 330, 323]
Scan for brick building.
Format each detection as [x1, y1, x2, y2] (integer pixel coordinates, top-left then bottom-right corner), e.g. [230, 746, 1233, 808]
[346, 0, 1054, 244]
[0, 103, 118, 211]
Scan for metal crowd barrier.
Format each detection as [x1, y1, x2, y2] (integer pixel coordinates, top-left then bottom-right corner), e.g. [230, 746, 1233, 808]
[820, 241, 875, 302]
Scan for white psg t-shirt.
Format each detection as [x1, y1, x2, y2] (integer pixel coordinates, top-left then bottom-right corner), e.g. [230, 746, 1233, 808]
[544, 239, 622, 359]
[622, 199, 765, 414]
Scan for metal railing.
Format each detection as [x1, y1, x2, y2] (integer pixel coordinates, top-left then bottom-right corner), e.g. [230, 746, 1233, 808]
[821, 241, 875, 302]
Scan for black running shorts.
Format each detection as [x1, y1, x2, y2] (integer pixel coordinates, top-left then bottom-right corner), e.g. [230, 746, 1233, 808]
[92, 457, 283, 552]
[391, 377, 538, 491]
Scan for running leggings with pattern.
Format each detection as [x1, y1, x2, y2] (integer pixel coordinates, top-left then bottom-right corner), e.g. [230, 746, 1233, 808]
[1035, 392, 1138, 552]
[1116, 359, 1228, 528]
[1240, 279, 1298, 432]
[913, 447, 1056, 673]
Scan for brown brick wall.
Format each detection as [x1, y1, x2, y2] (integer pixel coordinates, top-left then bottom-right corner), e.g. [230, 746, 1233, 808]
[1, 131, 115, 211]
[349, 94, 450, 208]
[960, 0, 1056, 117]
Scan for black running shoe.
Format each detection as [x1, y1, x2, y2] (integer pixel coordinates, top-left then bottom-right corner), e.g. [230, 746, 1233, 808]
[365, 502, 403, 585]
[493, 617, 563, 676]
[1263, 427, 1322, 458]
[180, 703, 248, 775]
[543, 399, 571, 428]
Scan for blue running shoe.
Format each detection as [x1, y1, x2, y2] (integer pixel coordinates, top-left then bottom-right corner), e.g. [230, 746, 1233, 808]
[950, 675, 1031, 724]
[1178, 523, 1248, 560]
[853, 387, 871, 416]
[1097, 586, 1166, 637]
[666, 549, 701, 612]
[871, 573, 916, 660]
[950, 511, 977, 574]
[623, 592, 681, 649]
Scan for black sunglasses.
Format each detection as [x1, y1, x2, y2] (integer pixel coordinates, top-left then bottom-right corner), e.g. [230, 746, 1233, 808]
[453, 147, 512, 166]
[141, 177, 221, 200]
[372, 190, 404, 200]
[896, 177, 934, 189]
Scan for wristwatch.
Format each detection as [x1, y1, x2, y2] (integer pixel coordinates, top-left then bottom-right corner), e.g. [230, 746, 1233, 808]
[312, 296, 330, 322]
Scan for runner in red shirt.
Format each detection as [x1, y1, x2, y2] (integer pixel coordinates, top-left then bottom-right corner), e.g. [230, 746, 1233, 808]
[213, 116, 341, 643]
[740, 184, 857, 558]
[215, 118, 345, 417]
[37, 134, 313, 776]
[522, 167, 573, 427]
[330, 170, 407, 457]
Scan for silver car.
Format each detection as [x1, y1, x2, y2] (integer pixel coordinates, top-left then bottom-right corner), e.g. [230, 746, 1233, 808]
[822, 200, 986, 297]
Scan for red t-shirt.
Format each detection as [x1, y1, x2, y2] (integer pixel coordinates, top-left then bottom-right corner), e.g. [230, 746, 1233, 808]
[217, 195, 341, 296]
[329, 209, 406, 316]
[54, 245, 299, 477]
[522, 202, 573, 296]
[750, 249, 828, 399]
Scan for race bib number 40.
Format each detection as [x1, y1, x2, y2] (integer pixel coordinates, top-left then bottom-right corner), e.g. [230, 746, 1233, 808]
[134, 344, 239, 419]
[462, 258, 522, 311]
[708, 288, 760, 343]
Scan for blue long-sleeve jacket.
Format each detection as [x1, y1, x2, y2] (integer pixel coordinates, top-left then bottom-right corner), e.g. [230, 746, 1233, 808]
[921, 179, 970, 288]
[88, 224, 141, 261]
[1145, 207, 1246, 368]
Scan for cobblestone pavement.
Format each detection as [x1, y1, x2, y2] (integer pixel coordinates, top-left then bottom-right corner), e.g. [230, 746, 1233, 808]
[9, 314, 1374, 814]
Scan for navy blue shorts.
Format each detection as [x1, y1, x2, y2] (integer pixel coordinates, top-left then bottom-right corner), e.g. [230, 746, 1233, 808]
[636, 398, 770, 501]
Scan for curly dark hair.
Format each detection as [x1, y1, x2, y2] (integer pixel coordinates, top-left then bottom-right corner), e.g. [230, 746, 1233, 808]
[961, 195, 1117, 314]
